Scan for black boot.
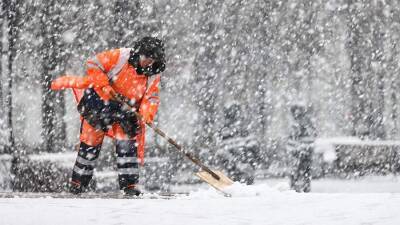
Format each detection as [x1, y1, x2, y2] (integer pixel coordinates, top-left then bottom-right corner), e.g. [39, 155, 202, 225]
[116, 140, 141, 196]
[123, 185, 141, 196]
[69, 180, 83, 195]
[70, 142, 101, 194]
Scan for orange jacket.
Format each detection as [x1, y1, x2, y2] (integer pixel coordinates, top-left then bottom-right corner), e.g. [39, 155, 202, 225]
[51, 48, 161, 163]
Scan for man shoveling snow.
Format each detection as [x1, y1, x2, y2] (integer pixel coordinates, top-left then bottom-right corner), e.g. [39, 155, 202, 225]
[51, 37, 166, 196]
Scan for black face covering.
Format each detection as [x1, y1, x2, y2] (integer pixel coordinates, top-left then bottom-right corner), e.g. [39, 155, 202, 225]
[128, 53, 144, 75]
[151, 60, 166, 75]
[128, 52, 165, 77]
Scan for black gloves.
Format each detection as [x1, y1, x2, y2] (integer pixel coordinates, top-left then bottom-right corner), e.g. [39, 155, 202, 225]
[118, 110, 141, 138]
[78, 88, 141, 137]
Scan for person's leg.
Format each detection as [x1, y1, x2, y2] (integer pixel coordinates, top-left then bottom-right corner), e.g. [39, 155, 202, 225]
[70, 120, 105, 194]
[292, 148, 313, 193]
[290, 150, 301, 192]
[115, 139, 140, 195]
[299, 148, 313, 192]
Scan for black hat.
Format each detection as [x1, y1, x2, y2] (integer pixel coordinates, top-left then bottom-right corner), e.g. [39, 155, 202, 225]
[129, 37, 166, 76]
[134, 37, 165, 62]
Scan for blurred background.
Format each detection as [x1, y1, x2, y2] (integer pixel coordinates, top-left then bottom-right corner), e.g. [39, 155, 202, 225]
[0, 0, 400, 193]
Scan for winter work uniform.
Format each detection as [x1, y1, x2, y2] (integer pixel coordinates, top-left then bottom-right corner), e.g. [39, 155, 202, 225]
[287, 104, 317, 193]
[51, 37, 166, 195]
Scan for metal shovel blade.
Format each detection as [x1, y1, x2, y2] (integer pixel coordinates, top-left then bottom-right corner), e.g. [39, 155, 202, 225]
[196, 170, 234, 193]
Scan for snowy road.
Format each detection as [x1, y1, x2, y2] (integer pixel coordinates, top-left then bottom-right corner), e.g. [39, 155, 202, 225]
[1, 182, 400, 225]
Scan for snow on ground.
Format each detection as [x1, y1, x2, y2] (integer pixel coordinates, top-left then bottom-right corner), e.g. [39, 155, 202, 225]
[261, 175, 400, 193]
[1, 177, 400, 225]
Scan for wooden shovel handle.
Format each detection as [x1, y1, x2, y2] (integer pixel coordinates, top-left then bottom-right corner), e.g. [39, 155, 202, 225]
[108, 89, 221, 180]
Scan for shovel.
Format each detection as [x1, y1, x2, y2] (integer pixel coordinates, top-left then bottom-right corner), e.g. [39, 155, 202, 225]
[109, 90, 234, 195]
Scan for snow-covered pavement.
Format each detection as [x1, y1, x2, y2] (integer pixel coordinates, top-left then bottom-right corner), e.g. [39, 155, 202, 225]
[1, 180, 400, 225]
[0, 192, 399, 225]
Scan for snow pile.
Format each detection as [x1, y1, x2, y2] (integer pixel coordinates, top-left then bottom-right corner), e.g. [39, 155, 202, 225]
[313, 137, 356, 162]
[224, 182, 292, 197]
[188, 182, 292, 199]
[187, 188, 222, 199]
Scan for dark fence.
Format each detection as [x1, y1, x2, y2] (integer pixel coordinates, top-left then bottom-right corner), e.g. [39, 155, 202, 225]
[1, 138, 400, 192]
[333, 143, 400, 177]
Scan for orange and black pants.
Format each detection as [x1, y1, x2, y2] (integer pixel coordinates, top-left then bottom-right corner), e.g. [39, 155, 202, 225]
[71, 88, 140, 190]
[71, 138, 140, 190]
